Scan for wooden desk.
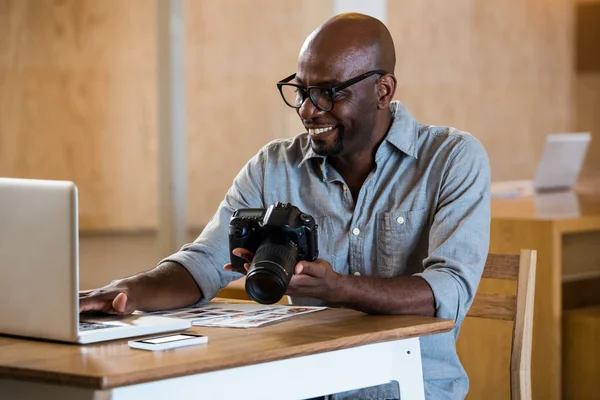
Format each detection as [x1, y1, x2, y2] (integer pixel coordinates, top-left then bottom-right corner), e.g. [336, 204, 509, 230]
[0, 307, 453, 400]
[457, 187, 600, 400]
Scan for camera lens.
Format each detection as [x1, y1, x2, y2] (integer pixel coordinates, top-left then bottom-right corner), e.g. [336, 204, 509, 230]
[245, 238, 297, 304]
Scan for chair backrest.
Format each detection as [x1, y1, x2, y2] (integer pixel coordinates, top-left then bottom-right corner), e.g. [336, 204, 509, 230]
[467, 250, 537, 400]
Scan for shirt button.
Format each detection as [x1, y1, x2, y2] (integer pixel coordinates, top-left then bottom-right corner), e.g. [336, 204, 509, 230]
[342, 184, 348, 191]
[353, 271, 361, 276]
[396, 216, 405, 225]
[352, 227, 360, 236]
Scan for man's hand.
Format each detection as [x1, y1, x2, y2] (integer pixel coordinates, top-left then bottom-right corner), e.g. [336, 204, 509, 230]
[287, 259, 343, 303]
[79, 282, 137, 315]
[79, 262, 202, 315]
[223, 248, 254, 274]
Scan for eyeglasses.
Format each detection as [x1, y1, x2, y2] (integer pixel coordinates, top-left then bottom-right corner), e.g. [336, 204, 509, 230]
[276, 69, 386, 112]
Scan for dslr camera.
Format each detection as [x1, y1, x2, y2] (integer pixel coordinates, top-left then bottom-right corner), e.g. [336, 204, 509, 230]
[228, 202, 319, 304]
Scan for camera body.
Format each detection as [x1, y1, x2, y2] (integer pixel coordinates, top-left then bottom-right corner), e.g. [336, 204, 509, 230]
[228, 202, 319, 304]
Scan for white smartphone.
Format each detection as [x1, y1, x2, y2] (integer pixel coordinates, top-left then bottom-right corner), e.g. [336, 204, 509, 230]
[128, 333, 208, 351]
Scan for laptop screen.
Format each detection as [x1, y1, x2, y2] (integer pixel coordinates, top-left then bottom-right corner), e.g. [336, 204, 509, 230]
[533, 132, 591, 191]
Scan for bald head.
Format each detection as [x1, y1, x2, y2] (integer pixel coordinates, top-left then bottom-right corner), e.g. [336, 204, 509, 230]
[299, 13, 396, 78]
[292, 13, 398, 160]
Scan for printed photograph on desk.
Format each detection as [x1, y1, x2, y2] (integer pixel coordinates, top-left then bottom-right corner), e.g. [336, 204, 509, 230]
[134, 303, 326, 328]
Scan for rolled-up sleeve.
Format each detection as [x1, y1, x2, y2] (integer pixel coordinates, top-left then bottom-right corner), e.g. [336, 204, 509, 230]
[415, 137, 491, 323]
[159, 149, 266, 305]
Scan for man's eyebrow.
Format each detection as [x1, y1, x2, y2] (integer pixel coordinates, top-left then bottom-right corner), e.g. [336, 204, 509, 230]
[295, 76, 342, 87]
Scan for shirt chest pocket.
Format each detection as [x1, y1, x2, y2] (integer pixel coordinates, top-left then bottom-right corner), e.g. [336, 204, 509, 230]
[375, 209, 429, 278]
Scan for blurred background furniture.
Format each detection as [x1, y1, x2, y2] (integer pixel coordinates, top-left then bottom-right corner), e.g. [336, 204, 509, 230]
[457, 250, 537, 400]
[458, 182, 600, 400]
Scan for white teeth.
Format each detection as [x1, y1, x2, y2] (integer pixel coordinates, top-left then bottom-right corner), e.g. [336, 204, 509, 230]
[308, 126, 334, 135]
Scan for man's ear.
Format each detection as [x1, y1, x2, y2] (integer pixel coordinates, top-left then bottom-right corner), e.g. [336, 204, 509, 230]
[376, 74, 397, 110]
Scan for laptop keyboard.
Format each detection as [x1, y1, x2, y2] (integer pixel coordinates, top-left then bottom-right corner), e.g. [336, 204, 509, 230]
[79, 321, 114, 331]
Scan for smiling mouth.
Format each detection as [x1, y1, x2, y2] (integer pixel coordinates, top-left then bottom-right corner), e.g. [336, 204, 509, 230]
[307, 126, 335, 135]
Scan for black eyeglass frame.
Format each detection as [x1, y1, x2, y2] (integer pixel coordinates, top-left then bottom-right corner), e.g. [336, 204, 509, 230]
[276, 69, 387, 112]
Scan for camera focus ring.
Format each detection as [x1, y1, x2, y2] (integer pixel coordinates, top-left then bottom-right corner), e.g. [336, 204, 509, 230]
[245, 241, 298, 304]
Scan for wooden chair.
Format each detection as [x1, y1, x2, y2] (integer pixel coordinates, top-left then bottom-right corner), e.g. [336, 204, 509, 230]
[466, 250, 537, 400]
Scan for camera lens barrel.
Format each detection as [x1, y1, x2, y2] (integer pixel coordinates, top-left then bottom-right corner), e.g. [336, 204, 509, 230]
[245, 239, 298, 304]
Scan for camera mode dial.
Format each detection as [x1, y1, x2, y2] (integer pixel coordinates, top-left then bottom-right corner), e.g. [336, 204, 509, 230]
[299, 213, 313, 224]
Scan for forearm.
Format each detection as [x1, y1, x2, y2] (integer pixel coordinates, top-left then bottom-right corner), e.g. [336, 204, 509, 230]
[332, 275, 435, 316]
[116, 261, 202, 311]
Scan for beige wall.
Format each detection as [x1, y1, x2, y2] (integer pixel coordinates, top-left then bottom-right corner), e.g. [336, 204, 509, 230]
[0, 0, 327, 231]
[184, 0, 329, 225]
[1, 0, 592, 231]
[389, 0, 573, 181]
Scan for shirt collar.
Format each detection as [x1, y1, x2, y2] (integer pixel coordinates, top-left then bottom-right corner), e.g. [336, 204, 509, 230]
[297, 100, 420, 169]
[385, 101, 419, 159]
[298, 142, 325, 169]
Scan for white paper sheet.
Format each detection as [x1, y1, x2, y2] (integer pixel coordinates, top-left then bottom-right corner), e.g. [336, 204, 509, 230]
[136, 302, 327, 328]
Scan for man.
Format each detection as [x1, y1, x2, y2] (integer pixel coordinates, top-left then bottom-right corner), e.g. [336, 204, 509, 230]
[80, 12, 490, 400]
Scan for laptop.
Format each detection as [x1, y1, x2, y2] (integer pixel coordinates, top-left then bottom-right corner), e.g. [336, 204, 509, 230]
[533, 132, 591, 192]
[491, 132, 591, 198]
[0, 177, 191, 344]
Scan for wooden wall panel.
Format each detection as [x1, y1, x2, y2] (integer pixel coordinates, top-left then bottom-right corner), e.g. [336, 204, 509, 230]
[1, 1, 584, 229]
[388, 0, 573, 181]
[0, 0, 157, 231]
[184, 0, 331, 227]
[574, 1, 600, 178]
[574, 74, 600, 177]
[576, 1, 600, 72]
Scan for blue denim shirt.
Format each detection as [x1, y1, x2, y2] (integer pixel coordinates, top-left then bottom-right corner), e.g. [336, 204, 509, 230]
[162, 101, 491, 400]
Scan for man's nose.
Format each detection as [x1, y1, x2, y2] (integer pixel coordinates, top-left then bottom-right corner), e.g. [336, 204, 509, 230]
[297, 96, 325, 121]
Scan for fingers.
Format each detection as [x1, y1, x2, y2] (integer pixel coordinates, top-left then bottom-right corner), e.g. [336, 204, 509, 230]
[223, 262, 250, 273]
[287, 259, 337, 301]
[79, 295, 112, 313]
[286, 275, 319, 296]
[232, 248, 254, 263]
[79, 290, 131, 314]
[112, 292, 128, 314]
[223, 248, 255, 274]
[294, 261, 325, 278]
